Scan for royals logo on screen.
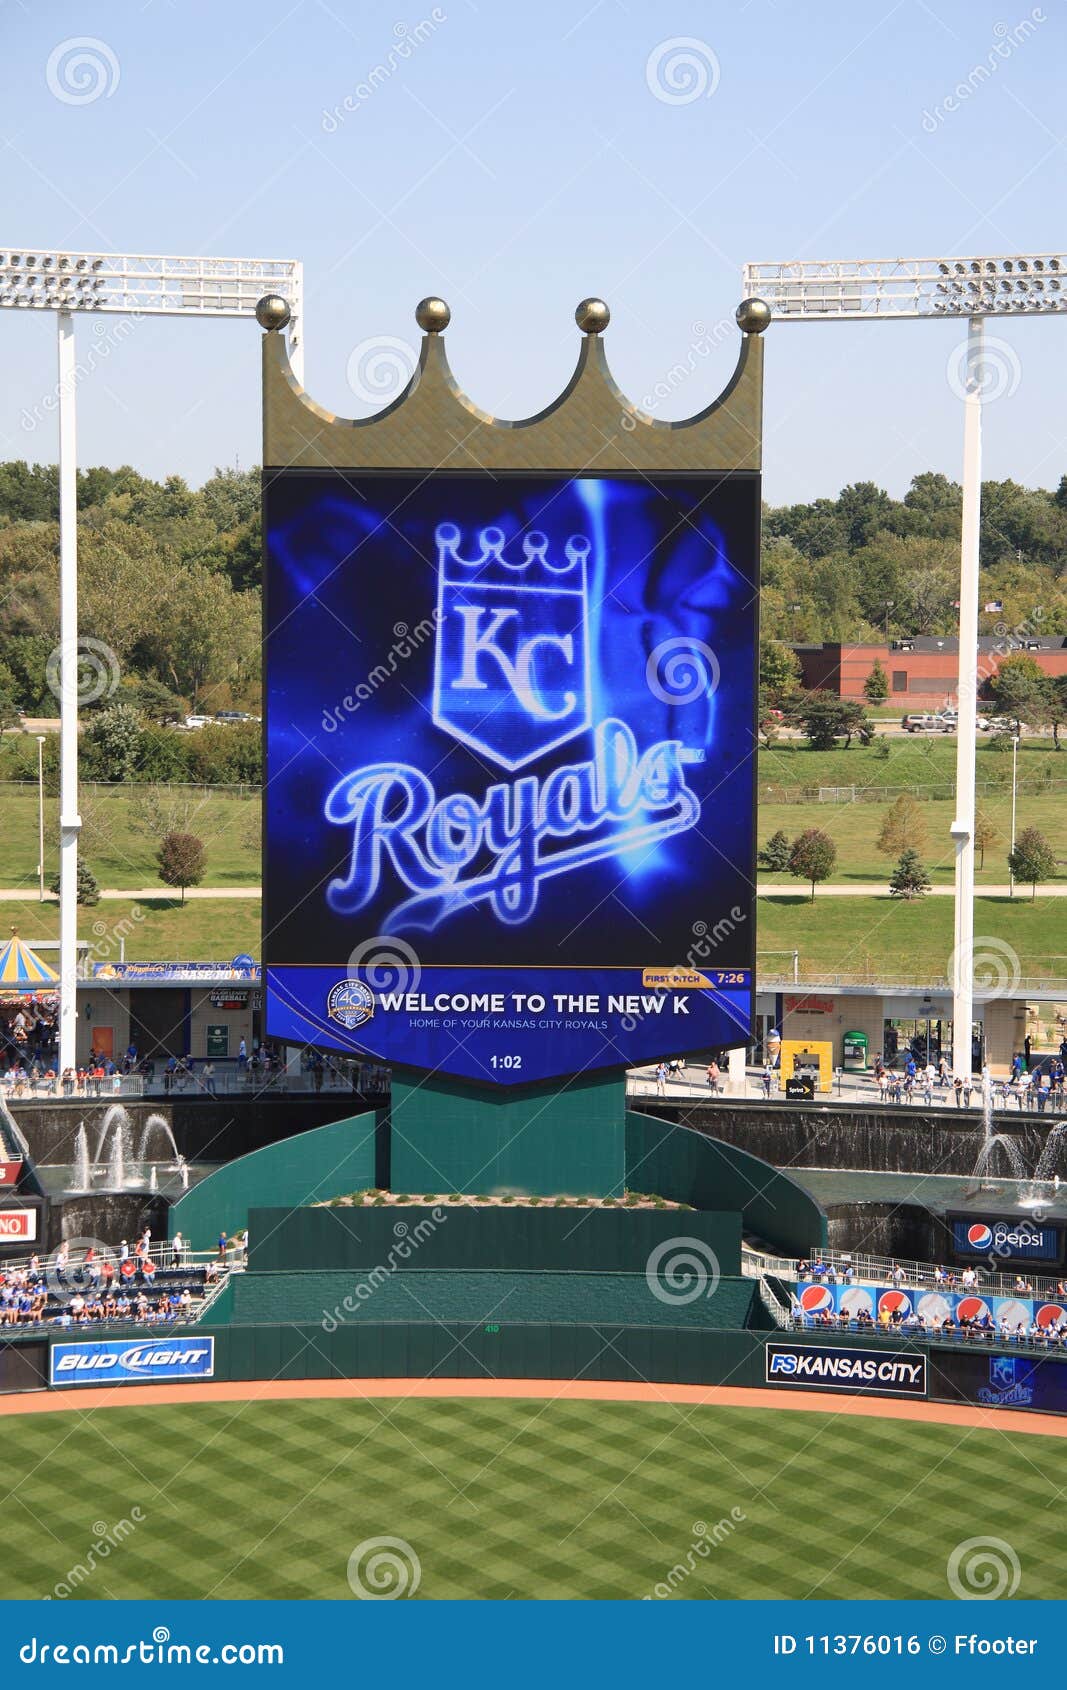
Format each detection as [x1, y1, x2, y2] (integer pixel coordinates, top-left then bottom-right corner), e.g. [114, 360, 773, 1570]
[432, 523, 592, 769]
[323, 518, 705, 935]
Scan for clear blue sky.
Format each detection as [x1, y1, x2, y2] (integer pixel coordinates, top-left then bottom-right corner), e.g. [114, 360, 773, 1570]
[1, 0, 1064, 503]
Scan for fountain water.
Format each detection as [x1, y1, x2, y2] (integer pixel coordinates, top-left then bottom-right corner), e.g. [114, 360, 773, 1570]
[972, 1073, 1029, 1186]
[72, 1123, 90, 1192]
[137, 1113, 180, 1165]
[1021, 1120, 1067, 1207]
[106, 1121, 127, 1191]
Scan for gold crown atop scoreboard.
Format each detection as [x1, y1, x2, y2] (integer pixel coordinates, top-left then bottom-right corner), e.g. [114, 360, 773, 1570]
[256, 293, 769, 474]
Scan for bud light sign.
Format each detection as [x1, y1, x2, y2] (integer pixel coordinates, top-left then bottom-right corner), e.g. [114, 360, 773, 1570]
[264, 472, 758, 1085]
[951, 1214, 1062, 1264]
[50, 1337, 215, 1387]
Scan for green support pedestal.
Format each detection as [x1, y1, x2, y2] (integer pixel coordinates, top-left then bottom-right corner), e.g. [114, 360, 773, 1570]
[388, 1067, 626, 1197]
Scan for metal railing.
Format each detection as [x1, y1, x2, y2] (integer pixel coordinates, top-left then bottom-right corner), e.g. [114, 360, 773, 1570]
[786, 1313, 1067, 1358]
[796, 1244, 1066, 1303]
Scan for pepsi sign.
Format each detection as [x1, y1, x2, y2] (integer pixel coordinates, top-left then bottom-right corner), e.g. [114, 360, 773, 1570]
[950, 1213, 1062, 1264]
[766, 1341, 927, 1397]
[50, 1337, 215, 1387]
[263, 472, 758, 1086]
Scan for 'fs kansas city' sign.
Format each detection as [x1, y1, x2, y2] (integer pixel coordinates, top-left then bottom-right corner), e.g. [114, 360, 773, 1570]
[264, 473, 758, 1086]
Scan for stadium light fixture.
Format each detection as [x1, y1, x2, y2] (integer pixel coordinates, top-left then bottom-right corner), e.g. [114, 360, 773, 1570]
[0, 247, 303, 1075]
[741, 252, 1062, 1083]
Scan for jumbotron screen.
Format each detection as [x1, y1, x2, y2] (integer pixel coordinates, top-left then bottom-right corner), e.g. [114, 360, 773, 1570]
[263, 471, 758, 1086]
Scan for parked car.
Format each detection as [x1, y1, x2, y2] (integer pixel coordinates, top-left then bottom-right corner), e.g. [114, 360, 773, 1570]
[902, 712, 954, 733]
[182, 714, 212, 731]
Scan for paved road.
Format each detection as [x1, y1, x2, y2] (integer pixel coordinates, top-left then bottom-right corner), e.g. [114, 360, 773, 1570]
[1, 882, 1061, 901]
[757, 882, 1067, 897]
[0, 887, 262, 901]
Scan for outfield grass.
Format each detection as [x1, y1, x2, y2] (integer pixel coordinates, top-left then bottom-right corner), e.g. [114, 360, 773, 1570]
[2, 1397, 1061, 1600]
[757, 893, 1062, 982]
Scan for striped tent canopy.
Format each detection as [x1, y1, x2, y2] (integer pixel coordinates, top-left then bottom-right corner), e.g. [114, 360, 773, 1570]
[0, 931, 58, 993]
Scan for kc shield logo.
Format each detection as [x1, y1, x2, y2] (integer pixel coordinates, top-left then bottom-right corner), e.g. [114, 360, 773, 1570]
[432, 522, 592, 770]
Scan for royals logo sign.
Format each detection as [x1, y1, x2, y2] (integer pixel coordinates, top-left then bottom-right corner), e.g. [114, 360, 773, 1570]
[432, 522, 592, 769]
[264, 471, 758, 1086]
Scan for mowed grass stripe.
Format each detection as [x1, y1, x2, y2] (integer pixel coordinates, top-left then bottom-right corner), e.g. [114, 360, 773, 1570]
[2, 1399, 1065, 1599]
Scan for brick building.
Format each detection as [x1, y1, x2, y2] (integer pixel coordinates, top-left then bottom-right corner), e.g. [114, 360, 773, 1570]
[795, 636, 1067, 708]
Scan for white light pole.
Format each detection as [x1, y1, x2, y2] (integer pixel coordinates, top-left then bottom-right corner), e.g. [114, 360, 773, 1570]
[1009, 731, 1020, 897]
[743, 252, 1065, 1082]
[36, 734, 46, 902]
[1, 247, 302, 1074]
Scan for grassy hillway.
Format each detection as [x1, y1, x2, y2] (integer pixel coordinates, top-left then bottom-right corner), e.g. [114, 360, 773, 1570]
[4, 893, 1059, 987]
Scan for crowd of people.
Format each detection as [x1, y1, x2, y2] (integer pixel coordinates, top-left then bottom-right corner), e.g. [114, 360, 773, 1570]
[793, 1255, 1067, 1350]
[0, 1231, 220, 1330]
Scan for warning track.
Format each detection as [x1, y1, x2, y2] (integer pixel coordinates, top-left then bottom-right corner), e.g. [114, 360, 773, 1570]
[2, 1376, 1065, 1437]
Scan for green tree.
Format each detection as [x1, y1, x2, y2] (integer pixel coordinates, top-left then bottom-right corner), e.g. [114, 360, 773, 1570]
[974, 811, 999, 869]
[798, 693, 871, 749]
[157, 831, 207, 904]
[82, 702, 143, 782]
[1046, 674, 1067, 750]
[863, 659, 890, 704]
[788, 828, 837, 900]
[759, 638, 802, 705]
[991, 653, 1049, 732]
[889, 848, 931, 899]
[876, 794, 927, 858]
[1007, 826, 1056, 899]
[49, 858, 100, 905]
[758, 828, 791, 872]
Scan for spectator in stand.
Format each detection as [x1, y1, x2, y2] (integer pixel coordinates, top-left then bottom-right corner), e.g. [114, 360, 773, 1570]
[705, 1060, 720, 1093]
[217, 1231, 228, 1263]
[171, 1231, 185, 1268]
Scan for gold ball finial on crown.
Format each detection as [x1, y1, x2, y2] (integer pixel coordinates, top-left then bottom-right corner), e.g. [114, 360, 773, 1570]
[255, 294, 291, 331]
[575, 298, 610, 334]
[416, 296, 451, 333]
[735, 297, 771, 335]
